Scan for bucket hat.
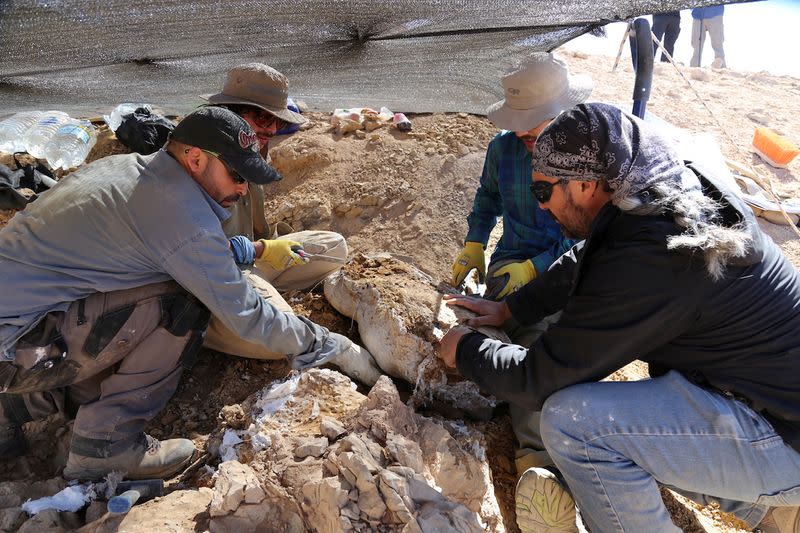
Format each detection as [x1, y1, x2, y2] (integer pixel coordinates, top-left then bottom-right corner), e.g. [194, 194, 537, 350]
[201, 63, 307, 125]
[486, 53, 593, 132]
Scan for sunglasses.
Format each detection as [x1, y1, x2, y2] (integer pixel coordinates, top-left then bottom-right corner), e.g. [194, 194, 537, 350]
[202, 150, 246, 184]
[530, 178, 568, 203]
[244, 108, 288, 131]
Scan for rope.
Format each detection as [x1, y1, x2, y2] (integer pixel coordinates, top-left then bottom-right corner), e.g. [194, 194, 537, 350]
[649, 31, 800, 238]
[611, 21, 633, 73]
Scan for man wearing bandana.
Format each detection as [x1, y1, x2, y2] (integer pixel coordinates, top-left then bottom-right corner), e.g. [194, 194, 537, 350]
[441, 103, 800, 532]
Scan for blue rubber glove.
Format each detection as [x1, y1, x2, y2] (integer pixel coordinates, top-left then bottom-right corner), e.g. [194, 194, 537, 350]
[229, 235, 256, 265]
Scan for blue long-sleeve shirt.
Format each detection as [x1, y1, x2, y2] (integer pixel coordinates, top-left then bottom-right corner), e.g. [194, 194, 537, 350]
[692, 5, 724, 19]
[465, 131, 573, 274]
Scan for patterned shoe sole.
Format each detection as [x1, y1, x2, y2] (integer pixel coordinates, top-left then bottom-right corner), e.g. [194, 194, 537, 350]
[516, 467, 578, 533]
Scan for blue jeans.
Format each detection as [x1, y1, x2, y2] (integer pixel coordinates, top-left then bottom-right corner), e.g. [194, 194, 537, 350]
[539, 370, 800, 532]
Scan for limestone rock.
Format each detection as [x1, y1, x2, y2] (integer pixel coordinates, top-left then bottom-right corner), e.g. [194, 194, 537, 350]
[301, 476, 351, 532]
[209, 461, 265, 517]
[79, 488, 214, 533]
[209, 479, 303, 533]
[295, 436, 329, 459]
[17, 508, 73, 533]
[209, 369, 504, 532]
[0, 507, 25, 531]
[320, 417, 347, 441]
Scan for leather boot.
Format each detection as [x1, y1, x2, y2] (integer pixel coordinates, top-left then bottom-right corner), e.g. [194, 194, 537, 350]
[63, 434, 195, 481]
[756, 506, 800, 533]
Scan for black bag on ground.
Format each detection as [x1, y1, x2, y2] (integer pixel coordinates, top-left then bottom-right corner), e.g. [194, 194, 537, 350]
[115, 107, 176, 155]
[0, 158, 57, 209]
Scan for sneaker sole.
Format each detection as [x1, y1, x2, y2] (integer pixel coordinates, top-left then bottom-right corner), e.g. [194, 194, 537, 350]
[516, 467, 578, 533]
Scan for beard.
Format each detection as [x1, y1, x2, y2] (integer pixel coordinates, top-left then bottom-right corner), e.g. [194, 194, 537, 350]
[199, 165, 242, 206]
[554, 190, 595, 239]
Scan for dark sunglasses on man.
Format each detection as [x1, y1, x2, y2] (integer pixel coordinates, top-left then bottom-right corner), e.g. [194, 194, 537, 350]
[530, 178, 568, 203]
[244, 108, 288, 131]
[202, 149, 246, 184]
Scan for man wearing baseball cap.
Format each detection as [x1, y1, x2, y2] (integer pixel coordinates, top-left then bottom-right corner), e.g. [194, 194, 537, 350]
[448, 53, 592, 532]
[0, 106, 378, 481]
[199, 64, 352, 367]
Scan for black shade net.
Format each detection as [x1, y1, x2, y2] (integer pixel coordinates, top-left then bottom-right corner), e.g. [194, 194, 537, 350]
[0, 0, 748, 117]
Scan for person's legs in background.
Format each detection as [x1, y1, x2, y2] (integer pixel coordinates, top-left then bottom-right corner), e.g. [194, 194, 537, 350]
[661, 13, 681, 61]
[706, 15, 726, 68]
[652, 15, 669, 59]
[690, 17, 706, 67]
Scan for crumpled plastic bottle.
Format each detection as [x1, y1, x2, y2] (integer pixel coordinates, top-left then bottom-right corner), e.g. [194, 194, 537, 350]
[104, 103, 152, 132]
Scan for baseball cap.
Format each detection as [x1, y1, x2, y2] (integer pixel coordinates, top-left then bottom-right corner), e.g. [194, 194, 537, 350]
[486, 53, 593, 132]
[169, 106, 281, 184]
[200, 63, 307, 126]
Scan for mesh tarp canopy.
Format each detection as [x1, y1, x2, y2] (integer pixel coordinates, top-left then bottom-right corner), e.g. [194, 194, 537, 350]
[0, 0, 747, 116]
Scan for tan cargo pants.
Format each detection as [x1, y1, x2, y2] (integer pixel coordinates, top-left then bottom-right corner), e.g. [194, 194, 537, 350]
[485, 259, 562, 472]
[0, 281, 209, 455]
[204, 230, 347, 360]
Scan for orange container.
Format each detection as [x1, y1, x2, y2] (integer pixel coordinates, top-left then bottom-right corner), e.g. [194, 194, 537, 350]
[752, 127, 799, 168]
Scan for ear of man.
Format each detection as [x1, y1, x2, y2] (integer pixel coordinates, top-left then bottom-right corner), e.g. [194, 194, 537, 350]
[167, 141, 210, 177]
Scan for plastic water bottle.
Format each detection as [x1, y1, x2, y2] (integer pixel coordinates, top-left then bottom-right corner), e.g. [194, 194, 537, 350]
[103, 103, 151, 132]
[0, 111, 44, 153]
[43, 119, 97, 170]
[23, 111, 72, 158]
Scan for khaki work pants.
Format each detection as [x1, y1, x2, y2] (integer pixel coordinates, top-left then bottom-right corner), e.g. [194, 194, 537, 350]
[204, 230, 347, 360]
[0, 281, 208, 452]
[690, 15, 726, 68]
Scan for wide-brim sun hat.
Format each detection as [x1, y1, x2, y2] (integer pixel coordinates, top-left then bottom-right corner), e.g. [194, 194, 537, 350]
[486, 53, 593, 132]
[201, 63, 307, 125]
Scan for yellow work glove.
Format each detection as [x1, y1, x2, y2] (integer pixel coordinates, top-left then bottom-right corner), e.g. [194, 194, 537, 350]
[492, 260, 537, 298]
[451, 241, 487, 286]
[256, 239, 307, 271]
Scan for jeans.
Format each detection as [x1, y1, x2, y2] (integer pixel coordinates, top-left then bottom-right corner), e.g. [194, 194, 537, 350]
[540, 370, 800, 532]
[652, 12, 681, 61]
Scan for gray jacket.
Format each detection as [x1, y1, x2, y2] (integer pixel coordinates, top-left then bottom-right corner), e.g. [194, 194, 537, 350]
[0, 151, 343, 367]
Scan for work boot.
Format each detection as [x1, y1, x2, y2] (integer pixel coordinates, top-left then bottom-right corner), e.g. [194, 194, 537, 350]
[516, 466, 578, 533]
[0, 425, 27, 459]
[329, 343, 382, 386]
[63, 434, 195, 481]
[756, 506, 800, 533]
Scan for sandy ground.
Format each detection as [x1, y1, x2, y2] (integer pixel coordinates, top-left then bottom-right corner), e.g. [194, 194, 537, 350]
[1, 48, 799, 532]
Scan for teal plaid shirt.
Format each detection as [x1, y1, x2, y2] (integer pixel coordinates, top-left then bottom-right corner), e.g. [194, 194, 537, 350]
[466, 131, 574, 273]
